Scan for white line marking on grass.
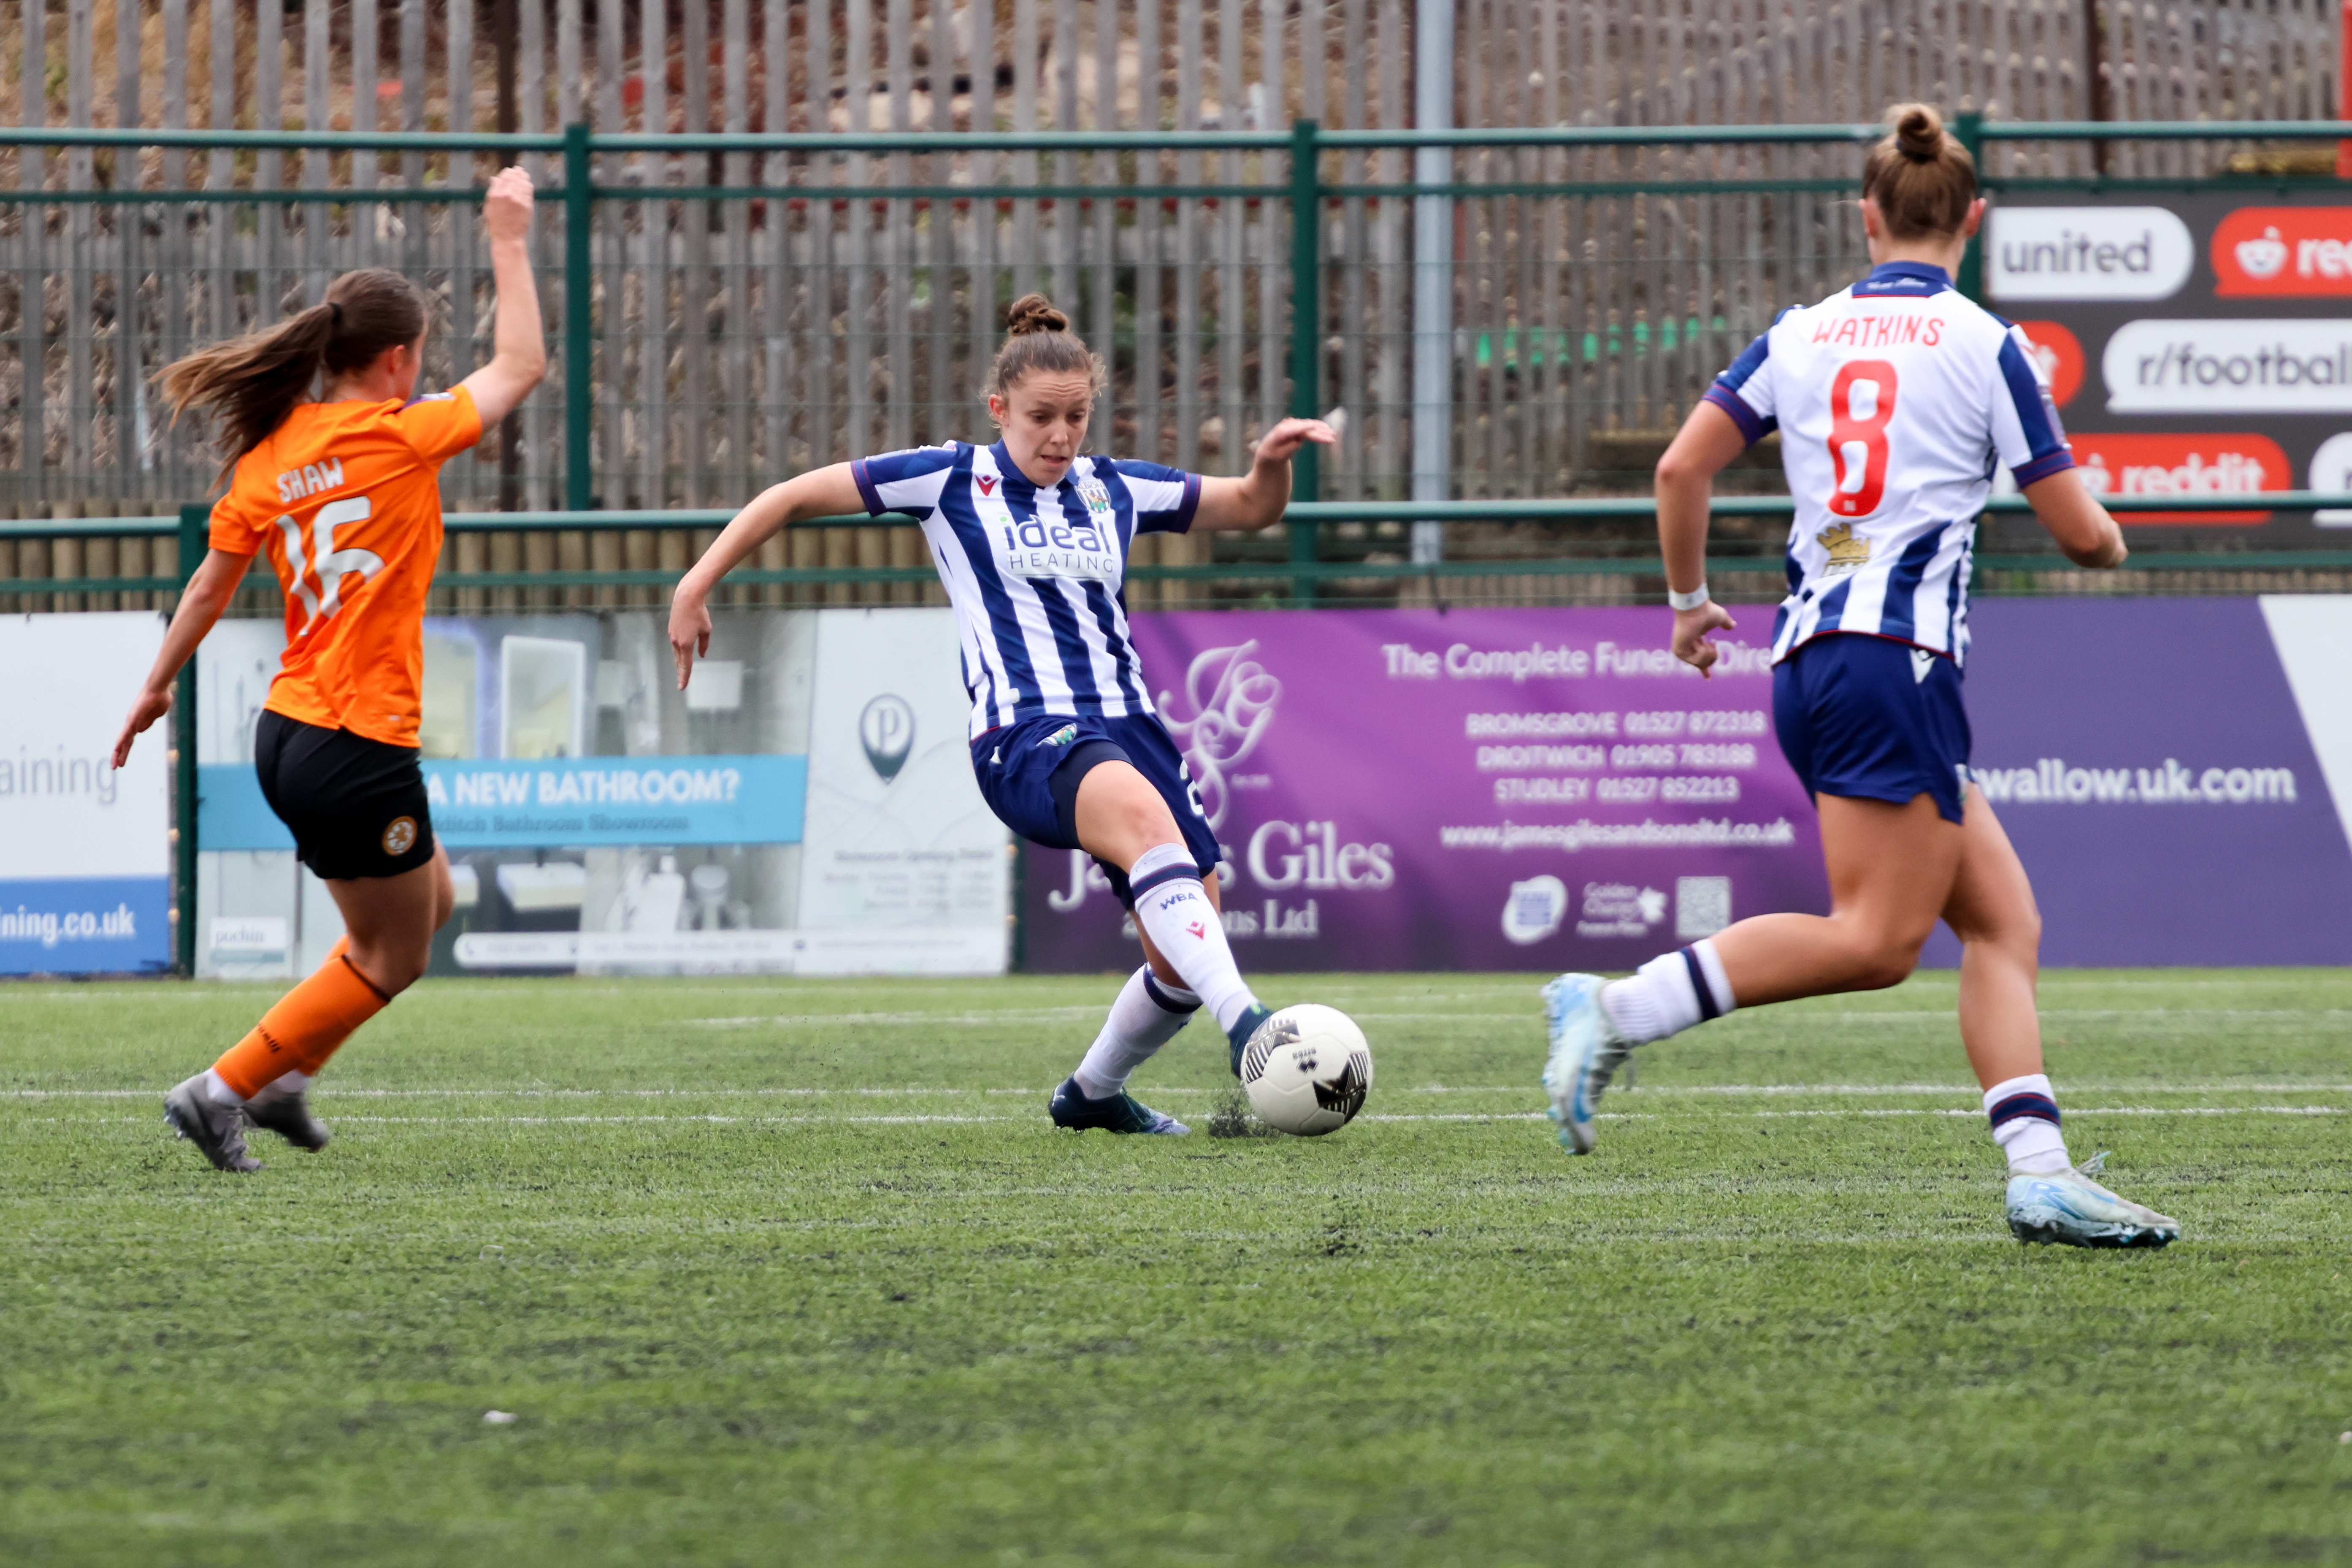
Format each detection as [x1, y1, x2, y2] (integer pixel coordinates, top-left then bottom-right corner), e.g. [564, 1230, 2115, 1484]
[677, 1005, 2352, 1027]
[331, 1114, 1009, 1125]
[16, 1081, 2352, 1102]
[687, 1008, 1109, 1028]
[23, 1106, 2351, 1129]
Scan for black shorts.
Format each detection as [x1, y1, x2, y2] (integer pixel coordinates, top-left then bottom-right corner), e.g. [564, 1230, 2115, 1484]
[253, 710, 438, 880]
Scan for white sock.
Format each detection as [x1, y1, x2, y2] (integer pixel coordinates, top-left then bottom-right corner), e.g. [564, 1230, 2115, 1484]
[1599, 940, 1737, 1045]
[252, 1069, 314, 1103]
[1073, 967, 1200, 1099]
[1124, 842, 1260, 1033]
[203, 1067, 246, 1108]
[1985, 1072, 2071, 1175]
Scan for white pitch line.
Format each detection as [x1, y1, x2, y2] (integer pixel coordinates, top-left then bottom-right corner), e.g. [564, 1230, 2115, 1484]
[687, 1008, 1110, 1028]
[677, 1005, 2352, 1028]
[15, 1081, 2352, 1100]
[18, 1106, 2349, 1128]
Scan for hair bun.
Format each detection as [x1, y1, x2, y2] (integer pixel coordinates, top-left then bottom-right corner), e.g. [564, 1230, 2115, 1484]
[1004, 292, 1069, 336]
[1894, 103, 1944, 162]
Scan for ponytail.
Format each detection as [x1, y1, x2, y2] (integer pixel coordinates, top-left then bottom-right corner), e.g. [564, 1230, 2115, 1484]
[1861, 102, 1977, 242]
[159, 268, 429, 481]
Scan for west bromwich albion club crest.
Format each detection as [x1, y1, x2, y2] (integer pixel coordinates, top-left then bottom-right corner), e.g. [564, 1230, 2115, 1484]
[1077, 477, 1112, 517]
[1816, 522, 1872, 574]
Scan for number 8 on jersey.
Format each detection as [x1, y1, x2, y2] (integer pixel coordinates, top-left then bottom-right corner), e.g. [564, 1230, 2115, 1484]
[1827, 360, 1897, 518]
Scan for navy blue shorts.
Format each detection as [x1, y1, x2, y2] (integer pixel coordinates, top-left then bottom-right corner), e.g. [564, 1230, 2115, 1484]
[1773, 632, 1972, 826]
[971, 713, 1222, 908]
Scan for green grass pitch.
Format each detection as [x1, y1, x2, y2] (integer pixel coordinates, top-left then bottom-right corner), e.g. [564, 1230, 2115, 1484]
[4, 968, 2350, 1566]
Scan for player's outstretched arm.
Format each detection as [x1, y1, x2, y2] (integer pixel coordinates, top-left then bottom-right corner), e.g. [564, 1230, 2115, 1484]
[457, 168, 548, 429]
[111, 547, 253, 768]
[2021, 467, 2127, 571]
[1192, 417, 1338, 533]
[668, 462, 865, 689]
[1655, 398, 1751, 677]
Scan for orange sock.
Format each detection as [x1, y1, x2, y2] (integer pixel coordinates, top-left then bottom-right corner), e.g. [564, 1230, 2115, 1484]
[211, 937, 393, 1098]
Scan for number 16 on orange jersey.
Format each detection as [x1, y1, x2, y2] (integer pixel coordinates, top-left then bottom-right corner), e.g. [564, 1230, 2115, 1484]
[275, 494, 386, 638]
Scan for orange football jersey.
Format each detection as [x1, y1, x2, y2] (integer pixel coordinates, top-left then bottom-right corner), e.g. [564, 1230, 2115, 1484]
[208, 388, 481, 749]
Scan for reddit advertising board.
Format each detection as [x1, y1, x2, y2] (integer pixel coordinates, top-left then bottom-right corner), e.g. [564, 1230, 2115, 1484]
[1984, 194, 2352, 539]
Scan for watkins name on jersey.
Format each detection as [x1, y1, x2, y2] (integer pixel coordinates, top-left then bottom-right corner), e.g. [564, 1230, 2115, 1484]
[1702, 260, 2072, 668]
[853, 440, 1202, 737]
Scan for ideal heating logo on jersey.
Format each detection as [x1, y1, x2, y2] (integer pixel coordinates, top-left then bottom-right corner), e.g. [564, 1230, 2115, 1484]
[1973, 757, 2296, 804]
[993, 517, 1119, 581]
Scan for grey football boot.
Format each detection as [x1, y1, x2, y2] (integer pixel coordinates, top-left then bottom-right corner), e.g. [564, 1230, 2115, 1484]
[2006, 1152, 2180, 1249]
[245, 1081, 333, 1153]
[163, 1075, 264, 1173]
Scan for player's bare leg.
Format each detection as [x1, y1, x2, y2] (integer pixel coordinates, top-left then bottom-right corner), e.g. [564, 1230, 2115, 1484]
[1941, 788, 2045, 1091]
[1543, 794, 1956, 1154]
[1707, 793, 1961, 1004]
[1941, 790, 2179, 1246]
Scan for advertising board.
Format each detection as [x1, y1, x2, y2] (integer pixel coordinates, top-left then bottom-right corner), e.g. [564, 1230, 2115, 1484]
[1927, 595, 2352, 967]
[1021, 602, 2352, 974]
[1022, 608, 1829, 973]
[1985, 192, 2352, 542]
[194, 605, 1004, 979]
[793, 607, 1011, 975]
[0, 613, 174, 975]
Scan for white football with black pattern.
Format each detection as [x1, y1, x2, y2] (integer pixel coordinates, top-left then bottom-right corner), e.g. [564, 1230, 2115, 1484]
[1240, 1004, 1373, 1137]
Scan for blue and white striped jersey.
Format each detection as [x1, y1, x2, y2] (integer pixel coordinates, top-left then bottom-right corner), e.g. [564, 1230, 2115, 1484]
[1702, 260, 2073, 667]
[853, 440, 1202, 737]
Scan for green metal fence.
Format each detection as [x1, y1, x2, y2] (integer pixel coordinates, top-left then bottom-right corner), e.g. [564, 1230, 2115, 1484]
[5, 494, 2349, 623]
[5, 118, 2352, 608]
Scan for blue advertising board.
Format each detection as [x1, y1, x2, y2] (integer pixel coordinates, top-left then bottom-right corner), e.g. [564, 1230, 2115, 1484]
[0, 878, 175, 975]
[199, 754, 807, 851]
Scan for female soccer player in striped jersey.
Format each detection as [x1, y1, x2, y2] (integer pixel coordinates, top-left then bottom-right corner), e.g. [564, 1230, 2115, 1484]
[671, 295, 1334, 1134]
[1539, 105, 2180, 1248]
[113, 169, 547, 1171]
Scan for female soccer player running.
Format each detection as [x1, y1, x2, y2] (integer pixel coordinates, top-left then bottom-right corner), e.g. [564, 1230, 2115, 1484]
[114, 168, 547, 1171]
[670, 295, 1333, 1134]
[1539, 106, 2179, 1248]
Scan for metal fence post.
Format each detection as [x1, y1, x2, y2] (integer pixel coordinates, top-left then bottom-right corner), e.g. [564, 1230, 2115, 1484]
[1954, 111, 1986, 305]
[1288, 118, 1322, 606]
[563, 121, 595, 512]
[174, 503, 205, 978]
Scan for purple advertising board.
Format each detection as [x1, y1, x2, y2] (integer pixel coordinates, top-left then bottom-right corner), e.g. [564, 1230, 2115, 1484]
[1024, 607, 1831, 972]
[1924, 596, 2352, 967]
[1023, 598, 2352, 973]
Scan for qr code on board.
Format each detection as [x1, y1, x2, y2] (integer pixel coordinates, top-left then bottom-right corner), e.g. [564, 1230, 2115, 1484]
[1675, 876, 1732, 939]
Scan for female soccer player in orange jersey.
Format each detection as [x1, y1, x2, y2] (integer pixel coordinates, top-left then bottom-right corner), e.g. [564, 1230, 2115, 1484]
[111, 168, 547, 1172]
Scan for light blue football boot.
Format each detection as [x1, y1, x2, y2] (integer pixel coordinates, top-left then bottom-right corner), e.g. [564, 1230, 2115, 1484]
[1540, 974, 1632, 1155]
[2006, 1153, 2180, 1249]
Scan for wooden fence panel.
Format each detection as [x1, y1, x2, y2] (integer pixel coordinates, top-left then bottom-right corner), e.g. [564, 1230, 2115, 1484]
[0, 0, 2338, 612]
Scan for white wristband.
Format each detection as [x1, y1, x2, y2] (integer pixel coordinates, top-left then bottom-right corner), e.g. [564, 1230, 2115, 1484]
[1667, 583, 1711, 612]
